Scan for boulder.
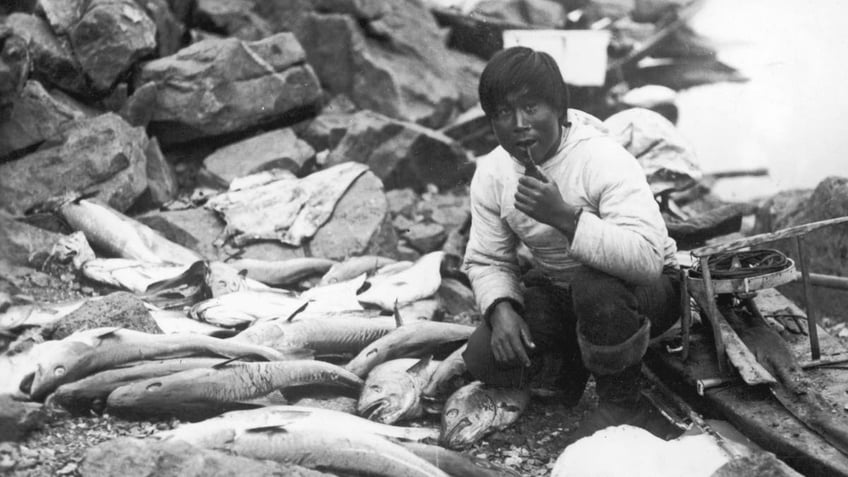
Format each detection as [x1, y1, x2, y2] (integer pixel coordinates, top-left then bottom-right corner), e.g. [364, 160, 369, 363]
[0, 394, 46, 442]
[48, 291, 162, 339]
[0, 80, 95, 158]
[4, 13, 90, 97]
[137, 207, 227, 262]
[0, 26, 30, 119]
[0, 213, 64, 267]
[473, 0, 567, 27]
[417, 190, 470, 229]
[80, 437, 330, 477]
[299, 95, 360, 152]
[127, 33, 322, 145]
[193, 0, 273, 41]
[386, 188, 418, 218]
[203, 128, 316, 184]
[258, 0, 482, 128]
[324, 110, 474, 191]
[35, 0, 85, 34]
[306, 170, 398, 260]
[402, 222, 446, 253]
[0, 113, 149, 215]
[69, 0, 157, 92]
[143, 137, 179, 207]
[135, 0, 185, 57]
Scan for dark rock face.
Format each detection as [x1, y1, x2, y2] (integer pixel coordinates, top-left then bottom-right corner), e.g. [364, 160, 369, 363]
[0, 80, 93, 159]
[126, 33, 322, 145]
[68, 0, 157, 92]
[48, 291, 162, 340]
[193, 0, 273, 41]
[0, 113, 149, 215]
[202, 128, 316, 184]
[0, 214, 64, 267]
[324, 110, 474, 191]
[0, 26, 30, 119]
[256, 0, 482, 129]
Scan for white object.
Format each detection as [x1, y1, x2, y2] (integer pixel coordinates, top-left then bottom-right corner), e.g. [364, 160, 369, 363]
[502, 30, 611, 87]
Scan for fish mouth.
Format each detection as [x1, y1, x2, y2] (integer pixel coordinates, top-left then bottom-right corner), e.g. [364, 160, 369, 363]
[440, 416, 475, 449]
[358, 398, 389, 421]
[19, 372, 34, 396]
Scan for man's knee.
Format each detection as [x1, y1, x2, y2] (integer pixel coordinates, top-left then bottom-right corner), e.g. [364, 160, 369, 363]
[570, 269, 641, 344]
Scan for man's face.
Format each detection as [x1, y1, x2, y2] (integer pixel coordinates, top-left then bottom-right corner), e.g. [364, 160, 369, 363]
[489, 88, 563, 165]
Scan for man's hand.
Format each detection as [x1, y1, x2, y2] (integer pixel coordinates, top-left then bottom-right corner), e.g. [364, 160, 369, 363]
[490, 301, 535, 368]
[514, 171, 580, 239]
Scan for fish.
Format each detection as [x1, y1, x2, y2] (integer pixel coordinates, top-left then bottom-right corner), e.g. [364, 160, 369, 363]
[400, 441, 523, 477]
[188, 290, 308, 328]
[0, 298, 88, 337]
[318, 255, 399, 285]
[440, 381, 531, 449]
[80, 258, 196, 293]
[146, 306, 235, 337]
[357, 357, 441, 425]
[157, 405, 440, 447]
[356, 251, 445, 311]
[59, 198, 202, 265]
[47, 357, 226, 415]
[25, 327, 286, 401]
[345, 321, 474, 378]
[215, 422, 449, 477]
[106, 360, 363, 418]
[232, 316, 397, 357]
[421, 343, 470, 414]
[300, 273, 368, 312]
[205, 261, 272, 296]
[225, 257, 337, 287]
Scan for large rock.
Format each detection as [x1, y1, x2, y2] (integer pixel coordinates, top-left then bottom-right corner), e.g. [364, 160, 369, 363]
[473, 0, 568, 27]
[257, 0, 482, 128]
[80, 437, 330, 477]
[69, 0, 157, 92]
[4, 13, 91, 97]
[137, 207, 227, 262]
[0, 394, 46, 442]
[126, 33, 322, 145]
[35, 0, 86, 35]
[135, 0, 185, 57]
[49, 291, 161, 339]
[142, 137, 179, 207]
[193, 0, 273, 41]
[0, 80, 94, 158]
[202, 128, 316, 184]
[0, 26, 30, 119]
[0, 113, 149, 215]
[0, 213, 64, 267]
[324, 110, 474, 191]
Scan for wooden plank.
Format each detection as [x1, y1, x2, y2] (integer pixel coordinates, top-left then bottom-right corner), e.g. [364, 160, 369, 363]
[691, 216, 848, 257]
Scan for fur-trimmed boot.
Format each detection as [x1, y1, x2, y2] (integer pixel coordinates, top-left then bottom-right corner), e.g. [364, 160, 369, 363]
[570, 317, 656, 441]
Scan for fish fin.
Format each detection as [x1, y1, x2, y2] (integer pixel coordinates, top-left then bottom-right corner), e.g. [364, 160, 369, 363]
[144, 261, 209, 294]
[284, 301, 310, 323]
[244, 425, 290, 434]
[406, 355, 433, 376]
[212, 355, 250, 369]
[393, 300, 404, 328]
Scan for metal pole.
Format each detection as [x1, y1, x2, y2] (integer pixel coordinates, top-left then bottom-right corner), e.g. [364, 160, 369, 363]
[796, 235, 821, 360]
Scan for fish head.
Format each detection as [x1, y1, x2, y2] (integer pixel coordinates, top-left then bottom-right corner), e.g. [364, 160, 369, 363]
[47, 383, 107, 416]
[357, 372, 419, 424]
[27, 340, 91, 401]
[439, 383, 497, 449]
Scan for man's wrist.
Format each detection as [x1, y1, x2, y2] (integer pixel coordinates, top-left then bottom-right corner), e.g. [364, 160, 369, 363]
[484, 297, 522, 327]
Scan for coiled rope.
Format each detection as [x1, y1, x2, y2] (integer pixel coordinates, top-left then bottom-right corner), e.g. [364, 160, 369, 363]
[689, 249, 791, 279]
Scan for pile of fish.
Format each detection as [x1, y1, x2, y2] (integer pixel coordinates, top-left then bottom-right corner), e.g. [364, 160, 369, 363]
[0, 196, 531, 477]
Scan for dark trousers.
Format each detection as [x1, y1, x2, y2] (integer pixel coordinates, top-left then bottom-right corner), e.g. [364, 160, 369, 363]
[462, 266, 681, 394]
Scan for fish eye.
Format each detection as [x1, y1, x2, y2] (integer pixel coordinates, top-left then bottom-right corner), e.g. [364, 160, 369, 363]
[146, 382, 162, 391]
[445, 408, 458, 418]
[369, 384, 382, 392]
[54, 366, 66, 377]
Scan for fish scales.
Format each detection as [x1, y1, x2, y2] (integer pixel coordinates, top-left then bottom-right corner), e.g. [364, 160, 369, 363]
[440, 381, 531, 449]
[226, 423, 450, 477]
[234, 317, 396, 355]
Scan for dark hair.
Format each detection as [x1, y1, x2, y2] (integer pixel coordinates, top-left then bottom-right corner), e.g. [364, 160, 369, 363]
[478, 47, 570, 123]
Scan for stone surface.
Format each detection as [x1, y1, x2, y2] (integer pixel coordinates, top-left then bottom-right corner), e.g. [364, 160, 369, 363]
[193, 0, 273, 41]
[80, 437, 330, 477]
[0, 394, 46, 442]
[258, 0, 482, 128]
[69, 0, 157, 92]
[0, 26, 30, 119]
[4, 13, 90, 97]
[127, 33, 322, 145]
[403, 222, 446, 253]
[203, 128, 316, 184]
[0, 113, 149, 215]
[308, 170, 398, 259]
[0, 80, 93, 158]
[135, 0, 185, 57]
[473, 0, 568, 27]
[143, 137, 179, 207]
[137, 207, 227, 262]
[324, 110, 474, 191]
[417, 190, 470, 229]
[35, 0, 85, 34]
[0, 213, 64, 267]
[385, 188, 418, 218]
[48, 291, 162, 339]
